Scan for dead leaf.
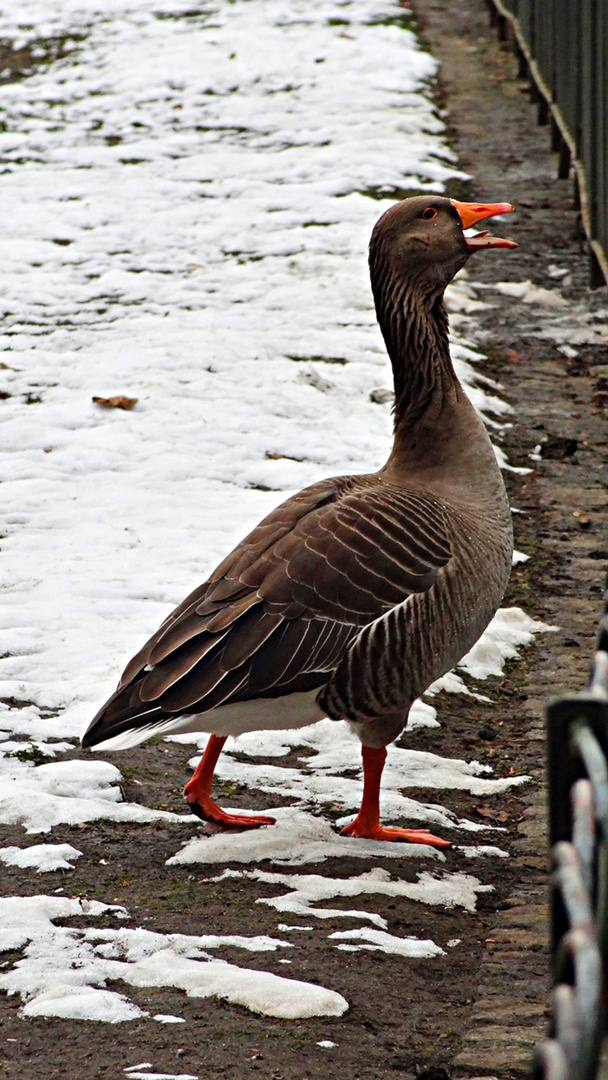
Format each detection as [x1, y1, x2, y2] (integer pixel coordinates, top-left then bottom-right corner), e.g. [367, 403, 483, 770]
[474, 805, 509, 823]
[92, 394, 138, 411]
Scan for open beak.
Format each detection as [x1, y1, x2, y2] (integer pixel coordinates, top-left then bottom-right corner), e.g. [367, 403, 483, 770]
[451, 200, 517, 250]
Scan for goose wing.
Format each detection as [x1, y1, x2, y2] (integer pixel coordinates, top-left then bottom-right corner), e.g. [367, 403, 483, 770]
[82, 474, 451, 745]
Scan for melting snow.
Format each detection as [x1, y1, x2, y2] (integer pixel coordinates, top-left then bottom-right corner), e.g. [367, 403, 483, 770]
[329, 927, 444, 957]
[125, 1075, 197, 1080]
[458, 608, 557, 680]
[457, 845, 510, 858]
[0, 757, 192, 834]
[0, 0, 462, 741]
[491, 280, 568, 307]
[0, 0, 543, 749]
[213, 866, 492, 926]
[0, 842, 82, 872]
[168, 719, 527, 869]
[0, 0, 554, 1031]
[168, 805, 447, 869]
[0, 895, 347, 1020]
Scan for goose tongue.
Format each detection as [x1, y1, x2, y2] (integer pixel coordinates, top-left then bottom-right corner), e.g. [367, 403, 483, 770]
[451, 199, 518, 250]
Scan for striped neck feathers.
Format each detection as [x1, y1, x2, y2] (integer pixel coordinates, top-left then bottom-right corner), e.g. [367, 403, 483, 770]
[370, 252, 459, 430]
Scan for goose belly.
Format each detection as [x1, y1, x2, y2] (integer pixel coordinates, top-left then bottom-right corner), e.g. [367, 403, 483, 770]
[90, 688, 326, 751]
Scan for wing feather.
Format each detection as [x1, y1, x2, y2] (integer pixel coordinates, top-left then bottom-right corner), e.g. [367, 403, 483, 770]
[141, 630, 228, 701]
[83, 472, 454, 748]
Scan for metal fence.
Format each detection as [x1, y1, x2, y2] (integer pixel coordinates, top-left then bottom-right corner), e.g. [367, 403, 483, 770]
[487, 0, 608, 287]
[533, 578, 608, 1077]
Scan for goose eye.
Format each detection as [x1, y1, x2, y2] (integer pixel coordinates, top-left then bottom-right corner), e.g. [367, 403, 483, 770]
[421, 207, 438, 220]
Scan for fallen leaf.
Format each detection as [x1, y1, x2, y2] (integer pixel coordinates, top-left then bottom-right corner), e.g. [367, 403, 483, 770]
[92, 394, 138, 410]
[474, 805, 509, 823]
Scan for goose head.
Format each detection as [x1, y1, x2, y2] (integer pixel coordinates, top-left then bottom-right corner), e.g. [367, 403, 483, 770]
[369, 194, 516, 297]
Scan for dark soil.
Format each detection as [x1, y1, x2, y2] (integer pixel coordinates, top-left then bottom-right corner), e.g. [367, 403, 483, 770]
[2, 2, 607, 1078]
[0, 698, 536, 1080]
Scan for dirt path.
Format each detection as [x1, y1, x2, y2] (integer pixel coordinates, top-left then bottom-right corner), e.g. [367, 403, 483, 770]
[418, 0, 608, 1075]
[2, 3, 607, 1079]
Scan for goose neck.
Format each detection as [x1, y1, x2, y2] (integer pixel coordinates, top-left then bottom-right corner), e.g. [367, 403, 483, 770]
[376, 281, 458, 423]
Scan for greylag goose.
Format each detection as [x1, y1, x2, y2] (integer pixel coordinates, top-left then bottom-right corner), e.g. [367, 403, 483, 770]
[82, 196, 516, 846]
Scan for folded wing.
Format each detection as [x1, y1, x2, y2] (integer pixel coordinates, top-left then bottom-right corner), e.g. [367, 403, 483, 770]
[82, 474, 452, 747]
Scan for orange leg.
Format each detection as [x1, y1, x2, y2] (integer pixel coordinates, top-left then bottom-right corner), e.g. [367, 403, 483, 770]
[184, 734, 276, 829]
[341, 745, 451, 848]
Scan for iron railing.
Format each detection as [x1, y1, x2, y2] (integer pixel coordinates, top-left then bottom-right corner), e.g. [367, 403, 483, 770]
[533, 578, 608, 1077]
[486, 0, 608, 288]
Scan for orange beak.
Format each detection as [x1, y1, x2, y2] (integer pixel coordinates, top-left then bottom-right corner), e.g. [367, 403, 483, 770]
[451, 200, 517, 250]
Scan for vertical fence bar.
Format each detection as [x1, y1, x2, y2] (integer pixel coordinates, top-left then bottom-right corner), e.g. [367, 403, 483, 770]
[580, 0, 598, 236]
[534, 575, 608, 1075]
[487, 0, 608, 293]
[595, 1, 608, 275]
[553, 0, 579, 181]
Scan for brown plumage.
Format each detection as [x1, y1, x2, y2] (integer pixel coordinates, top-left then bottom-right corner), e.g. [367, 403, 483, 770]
[82, 195, 517, 845]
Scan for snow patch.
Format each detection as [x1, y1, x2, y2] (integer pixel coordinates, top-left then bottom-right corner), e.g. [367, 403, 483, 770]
[329, 927, 444, 957]
[0, 842, 82, 872]
[168, 805, 446, 869]
[458, 608, 558, 680]
[0, 895, 346, 1021]
[214, 866, 492, 926]
[125, 1074, 197, 1080]
[457, 845, 510, 858]
[492, 280, 568, 307]
[0, 757, 192, 834]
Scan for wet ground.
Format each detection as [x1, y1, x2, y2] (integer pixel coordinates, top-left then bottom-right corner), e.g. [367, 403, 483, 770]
[1, 1, 608, 1078]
